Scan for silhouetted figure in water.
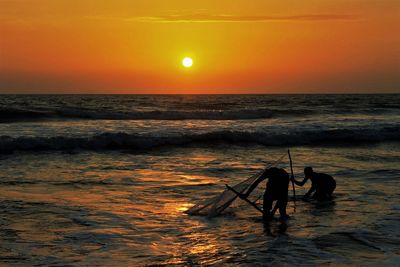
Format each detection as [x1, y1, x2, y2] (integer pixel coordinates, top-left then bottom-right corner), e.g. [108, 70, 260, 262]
[241, 167, 289, 221]
[292, 167, 336, 201]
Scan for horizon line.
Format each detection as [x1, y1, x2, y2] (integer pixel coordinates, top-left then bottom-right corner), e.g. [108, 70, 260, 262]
[0, 92, 398, 95]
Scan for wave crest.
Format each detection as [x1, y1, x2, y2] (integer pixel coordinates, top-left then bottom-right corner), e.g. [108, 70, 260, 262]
[1, 125, 399, 153]
[0, 107, 317, 122]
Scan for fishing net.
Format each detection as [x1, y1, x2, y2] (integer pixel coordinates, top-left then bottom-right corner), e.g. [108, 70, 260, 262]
[185, 153, 287, 217]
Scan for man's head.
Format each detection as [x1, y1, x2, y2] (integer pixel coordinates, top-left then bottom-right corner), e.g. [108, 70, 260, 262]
[304, 167, 314, 177]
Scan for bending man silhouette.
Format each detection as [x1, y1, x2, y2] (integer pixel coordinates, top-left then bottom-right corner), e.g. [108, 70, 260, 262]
[241, 167, 289, 220]
[292, 167, 336, 201]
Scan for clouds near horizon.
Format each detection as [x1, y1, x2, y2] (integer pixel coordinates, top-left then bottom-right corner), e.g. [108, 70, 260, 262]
[127, 13, 358, 23]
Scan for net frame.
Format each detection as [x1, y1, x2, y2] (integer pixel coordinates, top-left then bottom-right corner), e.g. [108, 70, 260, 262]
[185, 153, 287, 217]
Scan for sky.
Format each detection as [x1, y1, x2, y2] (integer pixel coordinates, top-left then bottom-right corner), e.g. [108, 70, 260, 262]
[0, 0, 399, 94]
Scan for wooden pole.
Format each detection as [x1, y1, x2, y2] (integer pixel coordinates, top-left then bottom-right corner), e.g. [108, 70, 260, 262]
[225, 184, 279, 217]
[225, 184, 263, 214]
[288, 149, 296, 206]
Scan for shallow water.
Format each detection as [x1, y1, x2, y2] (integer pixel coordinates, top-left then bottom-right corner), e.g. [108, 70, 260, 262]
[1, 144, 399, 266]
[0, 95, 399, 266]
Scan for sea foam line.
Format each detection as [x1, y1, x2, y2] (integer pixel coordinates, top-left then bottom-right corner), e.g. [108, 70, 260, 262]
[1, 125, 399, 153]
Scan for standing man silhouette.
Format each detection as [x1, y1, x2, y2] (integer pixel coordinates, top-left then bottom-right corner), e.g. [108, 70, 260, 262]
[241, 167, 290, 220]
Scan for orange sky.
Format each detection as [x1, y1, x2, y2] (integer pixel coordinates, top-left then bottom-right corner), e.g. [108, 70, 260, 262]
[0, 0, 399, 93]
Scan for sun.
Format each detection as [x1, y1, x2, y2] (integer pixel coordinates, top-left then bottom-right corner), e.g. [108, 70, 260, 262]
[182, 57, 193, 68]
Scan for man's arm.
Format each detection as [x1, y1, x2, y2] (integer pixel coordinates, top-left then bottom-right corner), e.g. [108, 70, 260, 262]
[292, 176, 308, 186]
[303, 185, 315, 200]
[242, 175, 267, 198]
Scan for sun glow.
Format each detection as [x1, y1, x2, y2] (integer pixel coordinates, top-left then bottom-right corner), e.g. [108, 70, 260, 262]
[182, 57, 193, 68]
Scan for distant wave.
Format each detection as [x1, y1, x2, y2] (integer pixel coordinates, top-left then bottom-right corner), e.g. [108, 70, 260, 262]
[0, 108, 54, 122]
[1, 105, 399, 123]
[1, 125, 399, 153]
[0, 107, 319, 122]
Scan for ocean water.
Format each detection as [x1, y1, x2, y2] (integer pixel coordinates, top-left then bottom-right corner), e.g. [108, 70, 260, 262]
[0, 94, 399, 266]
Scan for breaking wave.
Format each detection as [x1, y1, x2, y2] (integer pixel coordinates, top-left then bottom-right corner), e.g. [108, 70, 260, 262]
[1, 125, 399, 153]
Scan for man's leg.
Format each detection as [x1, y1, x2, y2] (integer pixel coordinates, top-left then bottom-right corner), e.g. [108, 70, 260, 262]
[263, 194, 273, 220]
[278, 197, 289, 219]
[314, 189, 332, 201]
[327, 183, 336, 197]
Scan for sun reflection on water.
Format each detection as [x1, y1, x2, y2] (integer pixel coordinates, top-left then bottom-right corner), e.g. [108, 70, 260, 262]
[1, 144, 399, 265]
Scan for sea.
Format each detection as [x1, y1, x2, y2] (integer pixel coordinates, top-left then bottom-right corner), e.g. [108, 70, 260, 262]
[0, 94, 399, 266]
